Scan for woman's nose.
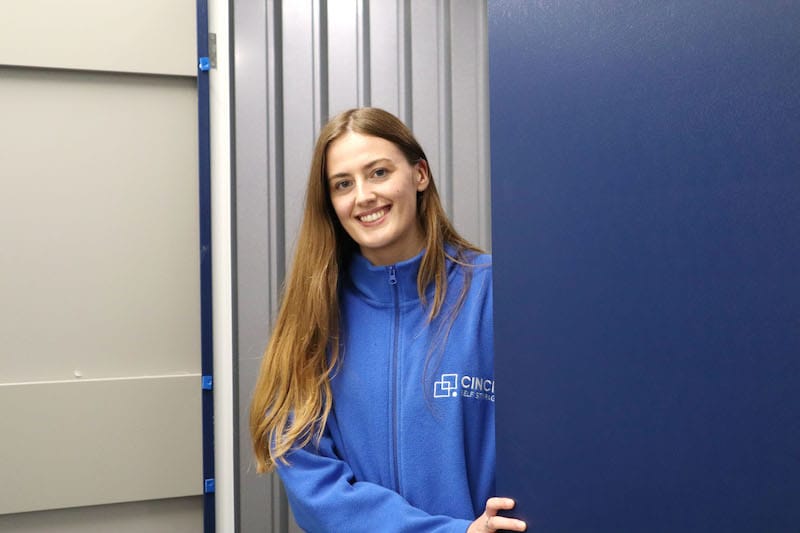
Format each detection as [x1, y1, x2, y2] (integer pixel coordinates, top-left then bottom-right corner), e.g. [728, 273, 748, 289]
[355, 180, 376, 204]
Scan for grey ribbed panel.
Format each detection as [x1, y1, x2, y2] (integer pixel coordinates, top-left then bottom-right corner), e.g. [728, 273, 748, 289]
[367, 0, 410, 120]
[327, 0, 361, 114]
[451, 0, 492, 248]
[282, 1, 318, 266]
[232, 3, 268, 531]
[233, 1, 489, 531]
[410, 0, 444, 216]
[233, 0, 285, 530]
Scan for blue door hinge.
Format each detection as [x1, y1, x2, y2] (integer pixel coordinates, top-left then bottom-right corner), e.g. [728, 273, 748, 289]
[202, 375, 213, 390]
[204, 478, 215, 493]
[198, 33, 217, 71]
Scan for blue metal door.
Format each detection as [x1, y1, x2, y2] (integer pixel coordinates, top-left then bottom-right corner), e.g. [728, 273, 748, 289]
[489, 2, 800, 531]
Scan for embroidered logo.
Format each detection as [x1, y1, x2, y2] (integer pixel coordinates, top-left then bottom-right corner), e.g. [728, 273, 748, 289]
[433, 373, 495, 402]
[433, 374, 459, 398]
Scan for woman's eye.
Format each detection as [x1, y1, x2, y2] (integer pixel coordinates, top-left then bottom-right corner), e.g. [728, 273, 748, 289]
[373, 168, 387, 178]
[333, 180, 352, 191]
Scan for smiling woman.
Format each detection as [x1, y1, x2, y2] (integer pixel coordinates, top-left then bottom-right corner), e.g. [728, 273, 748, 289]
[249, 108, 526, 533]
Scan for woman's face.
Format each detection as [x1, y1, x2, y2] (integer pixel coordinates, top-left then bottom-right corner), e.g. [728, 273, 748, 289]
[326, 132, 429, 266]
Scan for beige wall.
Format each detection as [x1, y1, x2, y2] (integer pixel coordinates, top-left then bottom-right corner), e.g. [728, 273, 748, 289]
[0, 497, 202, 533]
[0, 0, 196, 75]
[0, 1, 202, 530]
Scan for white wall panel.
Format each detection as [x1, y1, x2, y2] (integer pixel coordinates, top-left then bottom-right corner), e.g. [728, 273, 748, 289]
[0, 0, 196, 76]
[0, 376, 201, 514]
[1, 0, 202, 528]
[0, 69, 200, 383]
[0, 65, 202, 522]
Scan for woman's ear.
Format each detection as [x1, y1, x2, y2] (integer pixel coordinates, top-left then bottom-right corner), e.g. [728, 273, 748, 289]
[415, 160, 431, 192]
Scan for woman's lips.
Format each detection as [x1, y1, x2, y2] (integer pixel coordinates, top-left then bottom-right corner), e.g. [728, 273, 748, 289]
[357, 206, 390, 224]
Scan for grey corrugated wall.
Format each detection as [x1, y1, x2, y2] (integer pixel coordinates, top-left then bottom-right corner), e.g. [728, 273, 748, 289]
[233, 1, 490, 530]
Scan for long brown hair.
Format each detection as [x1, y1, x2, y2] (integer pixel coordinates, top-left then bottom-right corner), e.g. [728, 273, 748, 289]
[249, 107, 481, 473]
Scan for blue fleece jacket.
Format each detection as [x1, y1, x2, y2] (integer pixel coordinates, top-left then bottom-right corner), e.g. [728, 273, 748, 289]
[276, 249, 495, 533]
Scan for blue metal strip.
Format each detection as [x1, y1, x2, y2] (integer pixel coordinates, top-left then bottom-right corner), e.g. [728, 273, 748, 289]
[196, 0, 215, 531]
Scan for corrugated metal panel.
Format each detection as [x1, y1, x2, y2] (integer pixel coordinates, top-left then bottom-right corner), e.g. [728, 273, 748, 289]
[233, 1, 490, 530]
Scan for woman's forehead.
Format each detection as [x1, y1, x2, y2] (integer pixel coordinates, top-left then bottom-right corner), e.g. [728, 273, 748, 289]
[326, 132, 405, 173]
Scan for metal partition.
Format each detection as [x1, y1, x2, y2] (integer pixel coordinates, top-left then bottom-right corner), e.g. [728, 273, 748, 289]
[489, 1, 800, 530]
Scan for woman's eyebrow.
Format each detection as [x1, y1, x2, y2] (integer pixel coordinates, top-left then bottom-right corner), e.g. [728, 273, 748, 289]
[328, 158, 393, 180]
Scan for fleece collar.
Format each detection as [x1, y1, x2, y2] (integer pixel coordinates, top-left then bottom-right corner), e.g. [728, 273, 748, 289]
[345, 249, 430, 304]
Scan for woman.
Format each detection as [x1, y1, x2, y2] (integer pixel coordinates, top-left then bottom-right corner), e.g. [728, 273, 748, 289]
[250, 108, 526, 533]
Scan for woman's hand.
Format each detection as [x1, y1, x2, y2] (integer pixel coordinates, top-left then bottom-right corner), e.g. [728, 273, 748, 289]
[467, 497, 527, 532]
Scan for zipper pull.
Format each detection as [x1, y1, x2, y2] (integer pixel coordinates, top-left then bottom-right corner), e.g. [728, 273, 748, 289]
[388, 266, 397, 285]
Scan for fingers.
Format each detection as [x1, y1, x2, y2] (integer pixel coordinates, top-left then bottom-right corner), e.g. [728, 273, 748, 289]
[487, 515, 527, 532]
[485, 497, 516, 514]
[483, 498, 527, 531]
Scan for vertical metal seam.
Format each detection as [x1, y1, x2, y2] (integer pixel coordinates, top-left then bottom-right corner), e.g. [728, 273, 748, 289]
[320, 0, 329, 125]
[358, 0, 371, 107]
[268, 1, 288, 530]
[476, 0, 491, 250]
[313, 0, 329, 135]
[269, 0, 286, 316]
[399, 0, 412, 128]
[438, 0, 454, 216]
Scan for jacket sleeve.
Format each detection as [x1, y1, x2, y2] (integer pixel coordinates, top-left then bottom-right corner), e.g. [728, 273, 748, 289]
[275, 428, 473, 533]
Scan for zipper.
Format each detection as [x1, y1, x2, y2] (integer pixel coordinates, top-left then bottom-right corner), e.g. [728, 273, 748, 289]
[388, 266, 401, 492]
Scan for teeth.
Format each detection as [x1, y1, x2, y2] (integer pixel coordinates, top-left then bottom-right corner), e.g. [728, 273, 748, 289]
[359, 209, 385, 223]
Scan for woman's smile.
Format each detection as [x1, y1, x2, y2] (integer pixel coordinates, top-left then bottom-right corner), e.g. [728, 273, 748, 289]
[356, 206, 390, 224]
